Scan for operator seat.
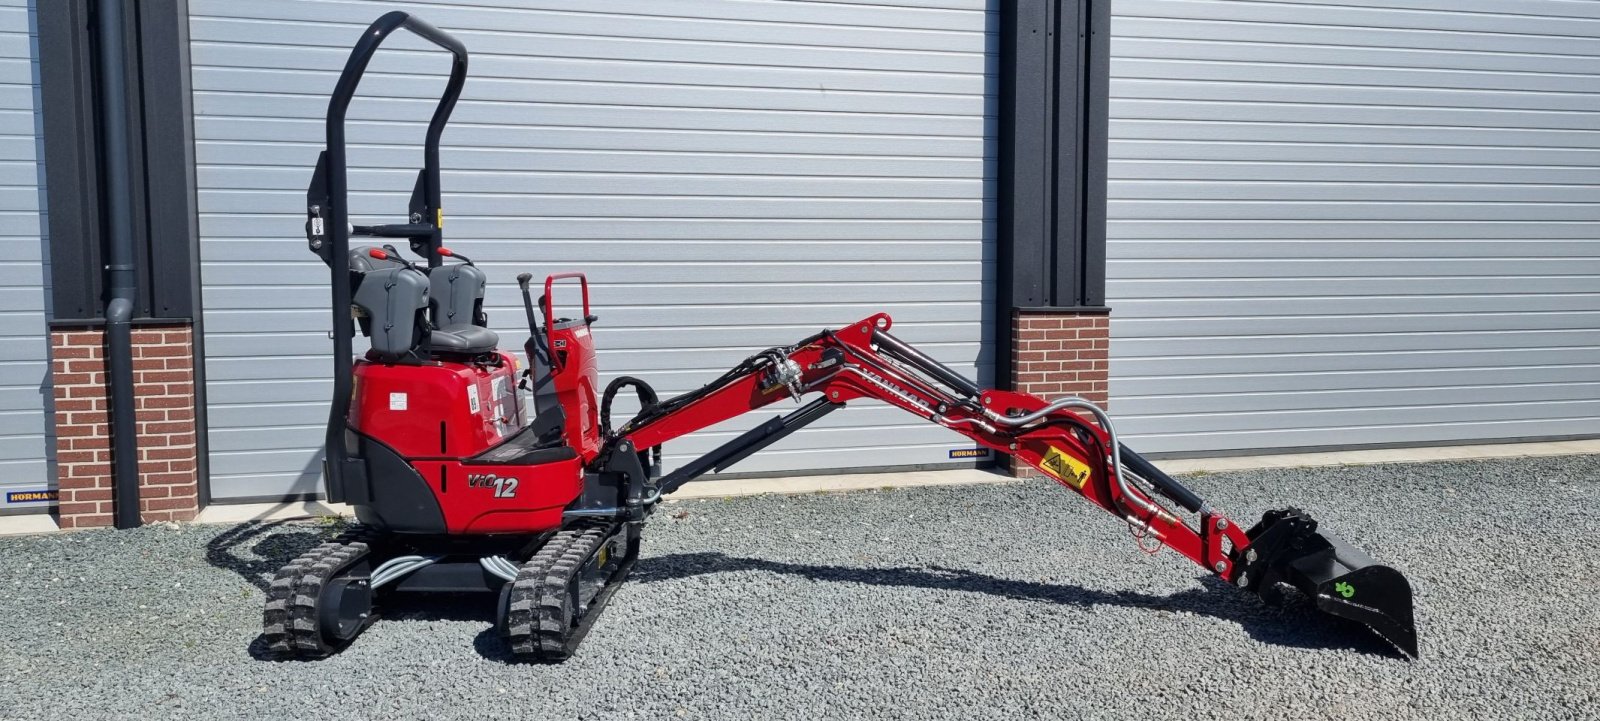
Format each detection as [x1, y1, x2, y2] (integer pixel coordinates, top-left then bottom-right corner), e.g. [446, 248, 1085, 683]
[427, 324, 499, 355]
[425, 252, 498, 356]
[348, 246, 501, 358]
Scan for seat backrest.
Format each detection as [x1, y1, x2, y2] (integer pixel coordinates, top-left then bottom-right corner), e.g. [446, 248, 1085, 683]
[349, 247, 430, 360]
[429, 261, 487, 328]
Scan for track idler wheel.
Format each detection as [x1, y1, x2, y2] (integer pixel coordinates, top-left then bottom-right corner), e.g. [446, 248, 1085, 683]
[1238, 509, 1418, 658]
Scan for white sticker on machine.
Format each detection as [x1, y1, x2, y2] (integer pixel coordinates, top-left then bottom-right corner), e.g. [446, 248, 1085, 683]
[389, 392, 408, 411]
[467, 384, 481, 413]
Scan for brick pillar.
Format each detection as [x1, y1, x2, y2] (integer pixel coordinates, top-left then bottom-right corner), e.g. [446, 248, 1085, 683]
[50, 329, 113, 528]
[50, 323, 201, 528]
[1009, 309, 1111, 475]
[1011, 310, 1109, 405]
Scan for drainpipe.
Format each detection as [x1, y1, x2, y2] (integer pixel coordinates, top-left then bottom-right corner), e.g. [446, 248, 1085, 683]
[95, 0, 141, 529]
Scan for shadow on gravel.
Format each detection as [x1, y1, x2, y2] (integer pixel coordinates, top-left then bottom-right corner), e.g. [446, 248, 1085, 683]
[205, 520, 341, 593]
[204, 520, 349, 662]
[201, 524, 1394, 662]
[207, 521, 510, 662]
[473, 626, 516, 663]
[633, 552, 1396, 657]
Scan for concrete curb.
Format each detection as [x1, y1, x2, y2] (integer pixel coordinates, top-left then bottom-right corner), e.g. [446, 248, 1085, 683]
[189, 469, 1015, 525]
[1153, 438, 1600, 476]
[7, 438, 1594, 533]
[184, 438, 1600, 525]
[0, 514, 60, 537]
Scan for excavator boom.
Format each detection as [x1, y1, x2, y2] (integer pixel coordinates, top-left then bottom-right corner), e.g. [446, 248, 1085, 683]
[614, 313, 1418, 658]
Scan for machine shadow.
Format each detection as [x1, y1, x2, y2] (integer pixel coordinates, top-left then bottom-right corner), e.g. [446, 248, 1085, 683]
[206, 522, 1393, 662]
[208, 520, 504, 661]
[203, 519, 344, 661]
[630, 551, 1397, 658]
[205, 519, 340, 593]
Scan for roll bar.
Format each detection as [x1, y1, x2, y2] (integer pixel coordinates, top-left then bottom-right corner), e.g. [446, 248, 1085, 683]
[306, 12, 468, 502]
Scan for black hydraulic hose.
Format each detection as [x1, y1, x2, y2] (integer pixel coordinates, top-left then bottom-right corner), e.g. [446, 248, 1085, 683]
[601, 377, 662, 472]
[96, 0, 141, 529]
[870, 329, 982, 398]
[600, 377, 658, 438]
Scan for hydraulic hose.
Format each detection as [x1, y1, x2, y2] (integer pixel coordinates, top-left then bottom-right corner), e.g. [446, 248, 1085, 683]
[984, 397, 1182, 524]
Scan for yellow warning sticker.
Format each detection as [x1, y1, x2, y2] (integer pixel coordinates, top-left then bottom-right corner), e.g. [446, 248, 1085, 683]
[436, 208, 444, 227]
[1039, 445, 1092, 489]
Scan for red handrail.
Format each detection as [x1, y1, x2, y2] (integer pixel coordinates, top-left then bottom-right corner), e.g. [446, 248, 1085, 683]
[541, 272, 591, 370]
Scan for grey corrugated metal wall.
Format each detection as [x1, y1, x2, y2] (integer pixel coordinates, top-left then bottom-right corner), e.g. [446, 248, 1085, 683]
[0, 0, 53, 512]
[1107, 0, 1600, 454]
[190, 0, 997, 500]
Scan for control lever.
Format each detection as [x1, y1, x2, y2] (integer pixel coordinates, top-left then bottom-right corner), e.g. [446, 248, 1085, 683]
[438, 247, 475, 265]
[516, 273, 540, 337]
[517, 272, 557, 393]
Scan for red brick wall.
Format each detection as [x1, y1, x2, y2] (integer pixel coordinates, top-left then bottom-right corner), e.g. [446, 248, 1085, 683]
[50, 324, 200, 528]
[1011, 310, 1109, 406]
[1009, 310, 1110, 476]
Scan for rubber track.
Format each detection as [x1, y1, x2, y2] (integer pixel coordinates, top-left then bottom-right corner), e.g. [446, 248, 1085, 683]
[505, 523, 608, 662]
[262, 525, 376, 658]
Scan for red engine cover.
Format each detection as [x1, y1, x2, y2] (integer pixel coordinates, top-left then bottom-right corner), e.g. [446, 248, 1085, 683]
[350, 352, 584, 534]
[350, 352, 522, 458]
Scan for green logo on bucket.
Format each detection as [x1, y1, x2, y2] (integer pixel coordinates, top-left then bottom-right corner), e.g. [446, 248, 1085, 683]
[1333, 581, 1355, 599]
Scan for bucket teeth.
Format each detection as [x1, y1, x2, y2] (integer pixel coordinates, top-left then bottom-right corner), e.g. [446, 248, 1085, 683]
[1240, 509, 1419, 658]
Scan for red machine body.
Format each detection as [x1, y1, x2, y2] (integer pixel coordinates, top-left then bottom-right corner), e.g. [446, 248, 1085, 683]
[418, 456, 582, 534]
[350, 351, 522, 458]
[349, 349, 585, 534]
[543, 273, 603, 463]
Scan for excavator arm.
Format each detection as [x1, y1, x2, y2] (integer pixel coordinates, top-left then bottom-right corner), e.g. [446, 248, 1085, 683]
[613, 313, 1419, 657]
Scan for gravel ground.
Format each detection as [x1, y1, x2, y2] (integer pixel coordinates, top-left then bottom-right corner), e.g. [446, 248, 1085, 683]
[1, 455, 1596, 721]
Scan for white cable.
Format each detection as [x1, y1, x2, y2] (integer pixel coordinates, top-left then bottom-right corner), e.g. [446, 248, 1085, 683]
[370, 555, 441, 589]
[481, 555, 526, 582]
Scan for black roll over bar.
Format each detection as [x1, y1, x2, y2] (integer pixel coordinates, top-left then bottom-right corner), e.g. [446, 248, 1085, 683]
[304, 12, 468, 503]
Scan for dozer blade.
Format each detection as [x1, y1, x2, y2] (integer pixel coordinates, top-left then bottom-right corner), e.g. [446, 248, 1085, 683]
[1240, 509, 1418, 658]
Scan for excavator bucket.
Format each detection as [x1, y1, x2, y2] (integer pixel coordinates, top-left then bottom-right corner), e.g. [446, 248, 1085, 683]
[1239, 509, 1417, 657]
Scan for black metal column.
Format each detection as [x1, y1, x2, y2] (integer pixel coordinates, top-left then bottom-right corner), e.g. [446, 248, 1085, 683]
[996, 0, 1111, 386]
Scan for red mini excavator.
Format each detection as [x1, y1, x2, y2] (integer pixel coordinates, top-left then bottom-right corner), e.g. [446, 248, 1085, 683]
[267, 12, 1418, 662]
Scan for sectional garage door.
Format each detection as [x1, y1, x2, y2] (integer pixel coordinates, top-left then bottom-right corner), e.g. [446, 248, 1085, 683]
[0, 0, 53, 513]
[1107, 0, 1600, 454]
[190, 0, 996, 500]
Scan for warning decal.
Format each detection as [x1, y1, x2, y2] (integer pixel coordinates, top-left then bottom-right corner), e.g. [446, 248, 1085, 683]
[1039, 446, 1091, 489]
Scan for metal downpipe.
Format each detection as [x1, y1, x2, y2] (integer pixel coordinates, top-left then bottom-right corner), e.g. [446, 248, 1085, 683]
[95, 0, 141, 529]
